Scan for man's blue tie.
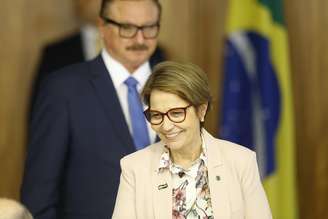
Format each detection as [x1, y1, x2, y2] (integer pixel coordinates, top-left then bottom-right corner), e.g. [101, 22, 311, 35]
[124, 77, 150, 150]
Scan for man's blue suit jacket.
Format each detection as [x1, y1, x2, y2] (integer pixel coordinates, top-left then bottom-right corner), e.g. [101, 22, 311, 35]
[21, 56, 154, 218]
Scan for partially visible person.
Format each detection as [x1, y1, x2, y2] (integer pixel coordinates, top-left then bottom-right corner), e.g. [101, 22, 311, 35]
[0, 198, 33, 219]
[32, 0, 103, 103]
[21, 0, 163, 218]
[112, 61, 272, 219]
[31, 0, 165, 109]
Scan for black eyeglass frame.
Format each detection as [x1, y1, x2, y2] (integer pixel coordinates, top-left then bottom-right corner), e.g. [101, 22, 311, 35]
[101, 16, 160, 39]
[144, 104, 193, 125]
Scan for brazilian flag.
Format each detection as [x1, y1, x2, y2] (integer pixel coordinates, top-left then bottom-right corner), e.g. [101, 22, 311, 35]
[220, 0, 298, 218]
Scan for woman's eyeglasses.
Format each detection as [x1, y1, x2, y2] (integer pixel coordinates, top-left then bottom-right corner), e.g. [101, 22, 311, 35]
[144, 104, 192, 125]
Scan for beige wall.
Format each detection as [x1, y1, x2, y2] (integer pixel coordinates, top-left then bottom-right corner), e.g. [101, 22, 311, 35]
[0, 0, 327, 218]
[285, 0, 328, 218]
[0, 0, 77, 199]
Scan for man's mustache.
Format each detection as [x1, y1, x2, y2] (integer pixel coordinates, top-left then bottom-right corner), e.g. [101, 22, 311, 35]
[126, 44, 149, 51]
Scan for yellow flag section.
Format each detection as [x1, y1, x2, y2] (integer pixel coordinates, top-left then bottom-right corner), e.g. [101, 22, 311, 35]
[225, 0, 298, 218]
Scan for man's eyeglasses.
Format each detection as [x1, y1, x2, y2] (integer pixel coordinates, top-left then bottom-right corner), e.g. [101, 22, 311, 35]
[144, 104, 192, 125]
[101, 16, 160, 39]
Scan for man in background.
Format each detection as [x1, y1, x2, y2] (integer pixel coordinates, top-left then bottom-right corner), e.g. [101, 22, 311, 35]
[31, 0, 165, 107]
[21, 0, 164, 218]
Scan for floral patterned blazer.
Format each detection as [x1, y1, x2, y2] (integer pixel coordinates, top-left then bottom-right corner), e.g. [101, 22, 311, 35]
[112, 129, 272, 219]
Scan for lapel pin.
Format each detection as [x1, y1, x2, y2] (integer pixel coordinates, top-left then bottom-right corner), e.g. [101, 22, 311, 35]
[158, 183, 168, 190]
[216, 176, 221, 181]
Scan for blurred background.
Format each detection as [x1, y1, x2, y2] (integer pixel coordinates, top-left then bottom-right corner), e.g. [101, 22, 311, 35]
[0, 0, 327, 218]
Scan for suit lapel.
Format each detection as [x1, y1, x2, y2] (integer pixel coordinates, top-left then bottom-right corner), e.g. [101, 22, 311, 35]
[89, 56, 135, 152]
[203, 130, 231, 218]
[149, 131, 234, 219]
[75, 33, 85, 61]
[151, 143, 172, 219]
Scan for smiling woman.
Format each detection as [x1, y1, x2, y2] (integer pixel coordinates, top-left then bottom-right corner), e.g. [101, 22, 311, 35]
[112, 61, 273, 219]
[141, 62, 211, 167]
